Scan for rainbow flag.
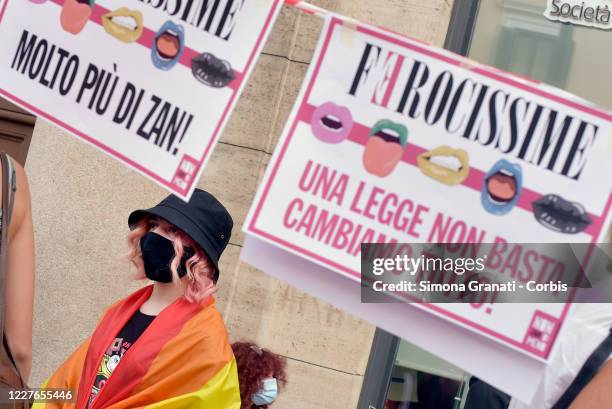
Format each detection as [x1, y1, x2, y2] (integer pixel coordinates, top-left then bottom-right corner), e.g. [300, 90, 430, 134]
[34, 285, 241, 409]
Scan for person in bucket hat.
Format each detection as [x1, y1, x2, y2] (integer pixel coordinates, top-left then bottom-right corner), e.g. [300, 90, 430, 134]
[34, 189, 240, 409]
[128, 188, 233, 284]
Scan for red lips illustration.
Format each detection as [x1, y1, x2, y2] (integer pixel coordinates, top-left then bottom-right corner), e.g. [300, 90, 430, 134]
[61, 0, 93, 35]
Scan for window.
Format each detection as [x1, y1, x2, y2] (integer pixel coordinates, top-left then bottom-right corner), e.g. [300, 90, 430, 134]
[469, 0, 611, 109]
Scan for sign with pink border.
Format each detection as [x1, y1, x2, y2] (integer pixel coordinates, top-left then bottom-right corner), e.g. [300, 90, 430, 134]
[244, 16, 612, 360]
[0, 0, 282, 200]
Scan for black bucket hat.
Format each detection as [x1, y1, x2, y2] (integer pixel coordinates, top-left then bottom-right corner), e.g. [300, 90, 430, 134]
[128, 189, 233, 282]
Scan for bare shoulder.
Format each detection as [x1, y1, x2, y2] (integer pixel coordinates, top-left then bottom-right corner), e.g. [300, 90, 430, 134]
[5, 157, 32, 237]
[11, 158, 28, 181]
[571, 360, 612, 408]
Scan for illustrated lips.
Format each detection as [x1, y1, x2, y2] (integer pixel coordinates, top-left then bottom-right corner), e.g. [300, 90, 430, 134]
[480, 159, 523, 215]
[532, 194, 592, 234]
[102, 7, 143, 43]
[60, 0, 93, 35]
[151, 21, 184, 70]
[363, 119, 408, 177]
[417, 145, 469, 186]
[191, 53, 235, 88]
[310, 102, 353, 144]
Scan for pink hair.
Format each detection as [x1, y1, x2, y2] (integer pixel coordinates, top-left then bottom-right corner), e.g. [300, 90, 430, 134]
[126, 215, 217, 303]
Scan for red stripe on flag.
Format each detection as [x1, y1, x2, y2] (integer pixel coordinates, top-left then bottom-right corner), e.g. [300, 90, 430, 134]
[76, 286, 209, 409]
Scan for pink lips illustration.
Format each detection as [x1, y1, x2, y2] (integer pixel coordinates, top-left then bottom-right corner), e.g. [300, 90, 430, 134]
[61, 0, 93, 35]
[310, 102, 354, 144]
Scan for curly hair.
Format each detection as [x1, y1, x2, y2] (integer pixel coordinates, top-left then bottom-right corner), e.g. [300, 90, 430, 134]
[126, 215, 216, 303]
[232, 342, 288, 409]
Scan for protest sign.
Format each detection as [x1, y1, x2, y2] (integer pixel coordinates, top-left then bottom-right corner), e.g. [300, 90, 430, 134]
[244, 16, 612, 360]
[240, 235, 549, 403]
[0, 0, 282, 199]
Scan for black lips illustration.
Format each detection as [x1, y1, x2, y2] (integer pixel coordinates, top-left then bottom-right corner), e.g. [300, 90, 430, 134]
[532, 194, 592, 234]
[191, 52, 235, 88]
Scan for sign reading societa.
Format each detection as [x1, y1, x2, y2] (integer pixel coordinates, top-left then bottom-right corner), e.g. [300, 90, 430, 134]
[544, 0, 612, 29]
[0, 0, 281, 199]
[244, 16, 612, 359]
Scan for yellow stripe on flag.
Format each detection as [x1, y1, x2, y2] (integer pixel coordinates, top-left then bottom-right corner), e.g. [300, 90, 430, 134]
[143, 358, 241, 409]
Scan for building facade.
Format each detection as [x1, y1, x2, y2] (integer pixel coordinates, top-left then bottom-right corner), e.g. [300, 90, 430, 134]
[6, 0, 609, 408]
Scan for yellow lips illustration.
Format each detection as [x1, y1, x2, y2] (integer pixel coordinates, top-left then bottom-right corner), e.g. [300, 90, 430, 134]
[102, 7, 143, 43]
[417, 145, 469, 186]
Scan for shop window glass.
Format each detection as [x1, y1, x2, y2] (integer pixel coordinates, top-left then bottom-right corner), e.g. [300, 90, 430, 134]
[469, 0, 612, 109]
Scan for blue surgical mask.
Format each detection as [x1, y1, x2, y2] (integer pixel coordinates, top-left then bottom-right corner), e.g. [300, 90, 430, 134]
[251, 378, 278, 406]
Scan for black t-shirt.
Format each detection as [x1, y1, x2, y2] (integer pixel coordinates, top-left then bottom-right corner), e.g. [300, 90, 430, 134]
[87, 310, 156, 408]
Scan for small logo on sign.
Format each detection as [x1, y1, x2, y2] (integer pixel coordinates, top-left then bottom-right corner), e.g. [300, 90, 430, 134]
[523, 311, 560, 356]
[544, 0, 611, 29]
[172, 155, 198, 191]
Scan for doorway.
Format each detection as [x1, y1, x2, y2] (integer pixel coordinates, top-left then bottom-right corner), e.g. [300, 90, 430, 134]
[0, 97, 35, 165]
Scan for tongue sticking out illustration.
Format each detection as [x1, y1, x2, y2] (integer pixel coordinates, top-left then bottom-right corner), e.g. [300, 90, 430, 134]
[481, 159, 523, 215]
[60, 0, 94, 35]
[362, 119, 408, 177]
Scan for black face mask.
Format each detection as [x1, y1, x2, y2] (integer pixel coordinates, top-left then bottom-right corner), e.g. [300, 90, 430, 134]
[140, 232, 194, 283]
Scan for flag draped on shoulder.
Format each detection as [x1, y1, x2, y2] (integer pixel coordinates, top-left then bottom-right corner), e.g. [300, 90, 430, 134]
[34, 285, 241, 409]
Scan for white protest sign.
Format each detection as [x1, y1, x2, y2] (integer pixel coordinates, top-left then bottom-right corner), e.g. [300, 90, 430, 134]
[0, 0, 282, 199]
[240, 235, 549, 403]
[244, 16, 612, 360]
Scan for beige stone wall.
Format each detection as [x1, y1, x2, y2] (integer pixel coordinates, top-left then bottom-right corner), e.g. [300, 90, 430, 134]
[26, 1, 453, 407]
